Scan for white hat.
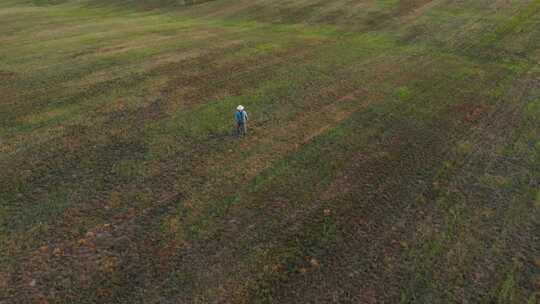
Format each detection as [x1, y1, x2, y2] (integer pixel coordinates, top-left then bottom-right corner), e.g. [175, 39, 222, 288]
[237, 105, 244, 111]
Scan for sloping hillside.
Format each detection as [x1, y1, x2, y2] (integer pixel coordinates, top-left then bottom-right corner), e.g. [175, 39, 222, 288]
[1, 0, 539, 303]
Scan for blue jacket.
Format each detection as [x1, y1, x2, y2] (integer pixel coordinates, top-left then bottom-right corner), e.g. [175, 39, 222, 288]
[235, 110, 248, 123]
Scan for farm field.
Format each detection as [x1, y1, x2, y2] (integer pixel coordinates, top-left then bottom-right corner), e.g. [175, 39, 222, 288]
[1, 0, 539, 303]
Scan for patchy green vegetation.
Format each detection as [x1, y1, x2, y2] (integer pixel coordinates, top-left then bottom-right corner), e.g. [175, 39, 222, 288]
[1, 0, 539, 303]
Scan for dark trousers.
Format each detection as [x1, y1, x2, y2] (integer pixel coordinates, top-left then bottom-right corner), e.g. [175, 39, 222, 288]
[236, 122, 247, 136]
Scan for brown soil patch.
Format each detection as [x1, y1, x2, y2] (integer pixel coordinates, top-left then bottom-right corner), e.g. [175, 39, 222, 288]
[18, 189, 183, 301]
[399, 0, 443, 22]
[0, 70, 16, 80]
[452, 101, 490, 124]
[397, 0, 436, 16]
[0, 271, 8, 290]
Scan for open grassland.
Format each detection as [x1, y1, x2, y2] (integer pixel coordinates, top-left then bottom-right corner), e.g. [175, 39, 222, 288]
[1, 0, 539, 303]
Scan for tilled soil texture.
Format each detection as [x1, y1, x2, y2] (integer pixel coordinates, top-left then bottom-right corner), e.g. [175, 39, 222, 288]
[0, 0, 539, 303]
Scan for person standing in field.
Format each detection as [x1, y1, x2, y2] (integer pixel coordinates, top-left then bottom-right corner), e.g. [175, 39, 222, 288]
[235, 105, 248, 137]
